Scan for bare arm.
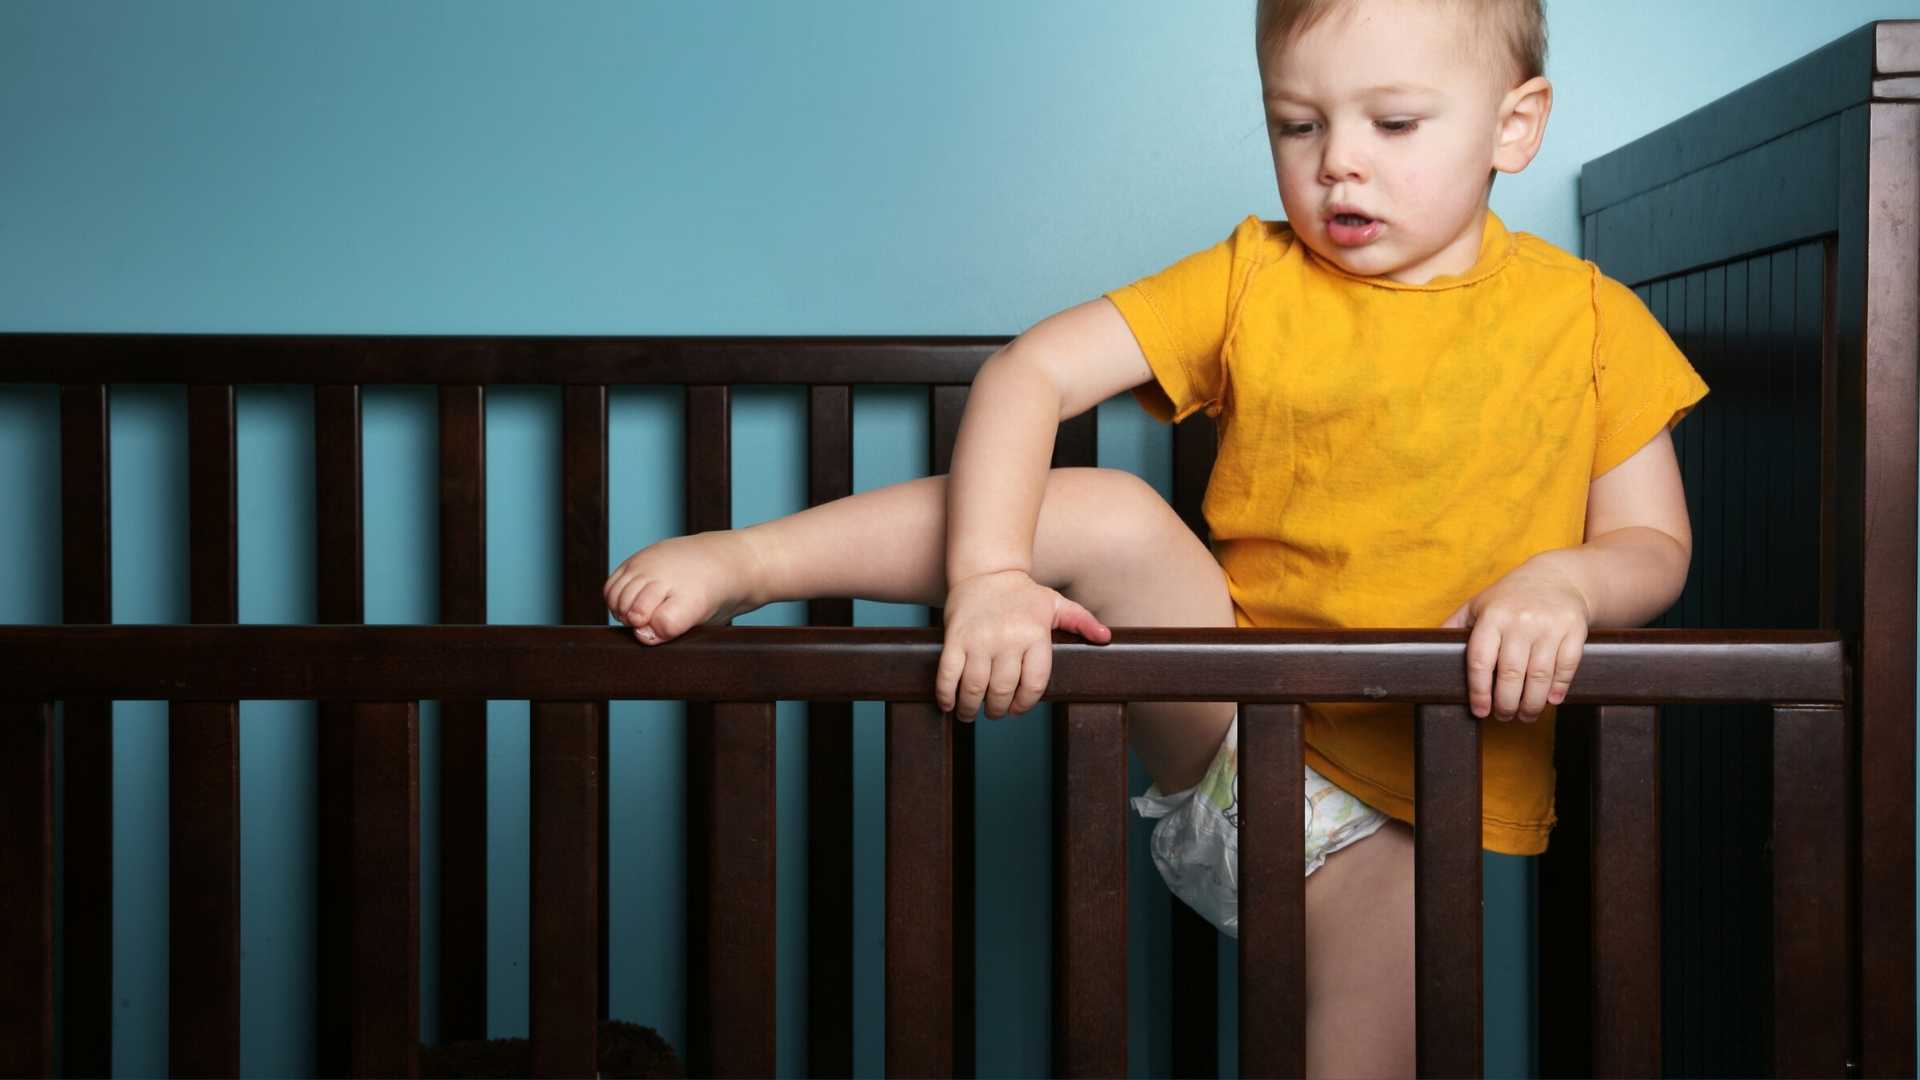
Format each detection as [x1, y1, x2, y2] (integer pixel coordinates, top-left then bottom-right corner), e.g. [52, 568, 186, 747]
[944, 296, 1155, 584]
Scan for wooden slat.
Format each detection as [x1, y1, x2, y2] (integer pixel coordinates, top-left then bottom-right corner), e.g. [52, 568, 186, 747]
[58, 383, 112, 1078]
[1590, 706, 1660, 1078]
[172, 383, 240, 1078]
[436, 385, 489, 1045]
[1854, 101, 1919, 1078]
[314, 383, 362, 1076]
[1771, 705, 1850, 1077]
[1, 627, 1851, 705]
[806, 385, 855, 1079]
[557, 383, 611, 1038]
[885, 701, 955, 1079]
[0, 334, 1008, 387]
[925, 383, 977, 1079]
[529, 700, 601, 1076]
[1238, 703, 1306, 1080]
[1413, 703, 1481, 1079]
[1169, 411, 1218, 1079]
[683, 385, 730, 1078]
[0, 701, 54, 1075]
[704, 701, 778, 1077]
[349, 701, 421, 1077]
[1051, 702, 1127, 1079]
[1536, 704, 1594, 1078]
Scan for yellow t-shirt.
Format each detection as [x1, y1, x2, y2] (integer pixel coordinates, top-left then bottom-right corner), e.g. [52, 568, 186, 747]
[1105, 210, 1709, 855]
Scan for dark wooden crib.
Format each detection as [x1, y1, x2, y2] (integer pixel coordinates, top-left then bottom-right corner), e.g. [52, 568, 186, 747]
[2, 19, 1916, 1080]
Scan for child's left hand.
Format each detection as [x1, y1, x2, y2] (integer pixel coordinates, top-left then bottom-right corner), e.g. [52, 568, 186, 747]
[1440, 554, 1593, 723]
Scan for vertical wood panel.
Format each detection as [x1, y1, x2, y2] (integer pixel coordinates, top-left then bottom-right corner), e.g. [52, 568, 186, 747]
[314, 383, 363, 1076]
[529, 700, 602, 1076]
[57, 383, 113, 1077]
[1169, 412, 1218, 1079]
[1052, 702, 1127, 1079]
[1536, 704, 1593, 1077]
[1591, 706, 1660, 1078]
[1852, 101, 1918, 1079]
[551, 383, 609, 1056]
[683, 385, 730, 1078]
[0, 701, 54, 1075]
[704, 701, 778, 1077]
[172, 383, 241, 1077]
[1238, 703, 1306, 1080]
[886, 701, 956, 1079]
[436, 385, 489, 1045]
[350, 701, 421, 1077]
[806, 385, 855, 1079]
[925, 383, 977, 1078]
[1413, 703, 1481, 1079]
[1770, 706, 1850, 1077]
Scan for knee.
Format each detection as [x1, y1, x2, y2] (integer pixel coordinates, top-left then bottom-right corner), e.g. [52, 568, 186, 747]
[1044, 467, 1180, 546]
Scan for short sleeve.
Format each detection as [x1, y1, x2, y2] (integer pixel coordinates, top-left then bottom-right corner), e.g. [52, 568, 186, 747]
[1591, 271, 1711, 478]
[1104, 216, 1280, 423]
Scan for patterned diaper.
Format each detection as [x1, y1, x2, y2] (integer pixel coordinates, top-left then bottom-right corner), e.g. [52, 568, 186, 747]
[1130, 710, 1390, 938]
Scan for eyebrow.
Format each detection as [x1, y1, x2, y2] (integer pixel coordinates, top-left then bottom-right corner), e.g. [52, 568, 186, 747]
[1263, 82, 1443, 102]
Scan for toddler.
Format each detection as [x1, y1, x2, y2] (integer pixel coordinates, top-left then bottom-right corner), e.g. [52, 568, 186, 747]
[603, 0, 1705, 1074]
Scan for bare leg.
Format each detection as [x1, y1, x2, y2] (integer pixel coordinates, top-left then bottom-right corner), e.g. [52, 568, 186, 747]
[602, 466, 1236, 792]
[1303, 821, 1417, 1078]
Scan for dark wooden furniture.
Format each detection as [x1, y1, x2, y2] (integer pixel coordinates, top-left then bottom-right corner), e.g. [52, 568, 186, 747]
[1, 21, 1915, 1080]
[1543, 19, 1919, 1077]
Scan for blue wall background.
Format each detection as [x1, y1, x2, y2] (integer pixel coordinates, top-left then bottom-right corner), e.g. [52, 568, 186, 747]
[2, 2, 1914, 1075]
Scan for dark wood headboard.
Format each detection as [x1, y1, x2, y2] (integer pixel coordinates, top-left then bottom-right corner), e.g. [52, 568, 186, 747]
[1563, 19, 1918, 1077]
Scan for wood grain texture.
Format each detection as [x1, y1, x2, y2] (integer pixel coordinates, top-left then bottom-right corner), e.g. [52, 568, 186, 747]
[1238, 703, 1306, 1080]
[1413, 704, 1481, 1079]
[57, 384, 112, 1077]
[1771, 705, 1851, 1078]
[173, 383, 241, 1078]
[436, 385, 489, 1045]
[885, 702, 955, 1079]
[1052, 703, 1127, 1079]
[350, 702, 421, 1078]
[0, 701, 54, 1076]
[1591, 706, 1660, 1078]
[806, 385, 855, 1079]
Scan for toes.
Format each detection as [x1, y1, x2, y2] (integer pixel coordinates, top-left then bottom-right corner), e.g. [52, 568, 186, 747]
[648, 592, 701, 641]
[627, 580, 669, 632]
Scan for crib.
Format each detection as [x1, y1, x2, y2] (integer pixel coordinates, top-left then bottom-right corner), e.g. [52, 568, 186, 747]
[3, 18, 1917, 1080]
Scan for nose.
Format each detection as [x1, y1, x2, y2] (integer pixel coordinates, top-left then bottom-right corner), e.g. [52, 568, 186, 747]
[1319, 123, 1367, 185]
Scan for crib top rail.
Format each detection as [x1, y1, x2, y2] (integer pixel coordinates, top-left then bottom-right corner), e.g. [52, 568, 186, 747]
[0, 332, 1004, 385]
[0, 624, 1847, 705]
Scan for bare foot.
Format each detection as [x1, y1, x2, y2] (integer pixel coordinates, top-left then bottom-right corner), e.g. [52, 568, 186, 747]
[602, 530, 768, 645]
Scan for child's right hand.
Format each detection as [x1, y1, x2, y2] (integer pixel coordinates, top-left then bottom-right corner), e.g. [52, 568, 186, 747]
[936, 569, 1111, 722]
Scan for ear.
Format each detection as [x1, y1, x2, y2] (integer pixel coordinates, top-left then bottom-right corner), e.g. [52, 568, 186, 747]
[1491, 75, 1552, 175]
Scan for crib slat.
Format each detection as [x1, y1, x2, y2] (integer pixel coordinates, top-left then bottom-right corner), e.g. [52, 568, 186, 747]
[350, 701, 421, 1076]
[886, 701, 956, 1079]
[1053, 410, 1097, 471]
[1770, 705, 1849, 1077]
[172, 383, 242, 1077]
[806, 385, 856, 1078]
[1590, 705, 1660, 1077]
[526, 700, 601, 1075]
[1051, 702, 1127, 1078]
[314, 383, 366, 1075]
[0, 700, 54, 1075]
[1169, 414, 1218, 1079]
[1239, 703, 1307, 1080]
[1413, 703, 1482, 1079]
[436, 384, 490, 1044]
[58, 383, 113, 1077]
[684, 385, 731, 1077]
[926, 383, 980, 1079]
[554, 384, 610, 1040]
[701, 701, 778, 1076]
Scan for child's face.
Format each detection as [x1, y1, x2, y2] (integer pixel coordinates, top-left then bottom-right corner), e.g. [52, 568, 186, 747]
[1261, 0, 1549, 284]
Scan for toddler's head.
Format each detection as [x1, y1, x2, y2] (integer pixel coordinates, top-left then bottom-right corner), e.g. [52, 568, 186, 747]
[1253, 0, 1552, 284]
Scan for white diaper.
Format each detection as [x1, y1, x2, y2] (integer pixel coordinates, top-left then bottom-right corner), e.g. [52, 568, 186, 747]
[1130, 710, 1390, 938]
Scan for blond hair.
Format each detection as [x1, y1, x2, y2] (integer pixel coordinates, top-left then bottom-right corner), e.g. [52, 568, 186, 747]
[1254, 0, 1547, 86]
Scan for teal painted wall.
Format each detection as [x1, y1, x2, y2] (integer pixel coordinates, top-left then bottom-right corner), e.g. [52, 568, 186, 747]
[2, 2, 1913, 1075]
